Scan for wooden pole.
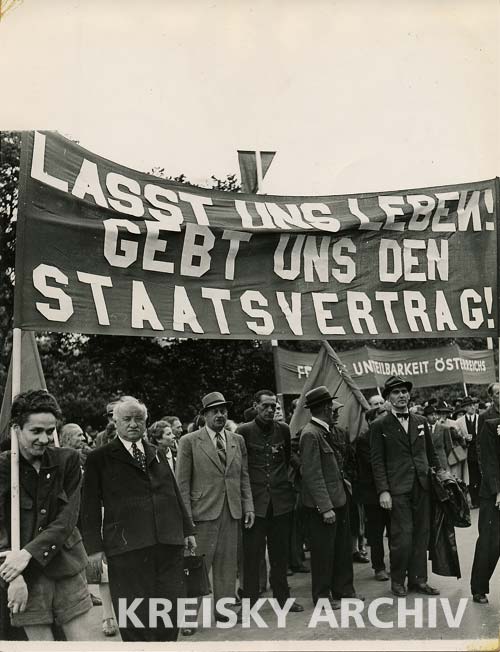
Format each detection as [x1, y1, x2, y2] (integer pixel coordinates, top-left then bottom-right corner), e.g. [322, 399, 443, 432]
[271, 340, 284, 411]
[10, 328, 22, 551]
[463, 382, 468, 397]
[255, 150, 264, 194]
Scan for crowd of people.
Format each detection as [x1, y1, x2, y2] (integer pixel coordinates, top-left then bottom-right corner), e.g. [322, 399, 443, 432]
[0, 377, 499, 642]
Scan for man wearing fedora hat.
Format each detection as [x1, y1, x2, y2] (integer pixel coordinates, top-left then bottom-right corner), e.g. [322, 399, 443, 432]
[370, 375, 443, 597]
[176, 391, 254, 626]
[299, 385, 360, 607]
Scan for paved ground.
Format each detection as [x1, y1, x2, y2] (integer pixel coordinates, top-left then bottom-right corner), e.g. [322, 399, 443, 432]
[84, 509, 500, 647]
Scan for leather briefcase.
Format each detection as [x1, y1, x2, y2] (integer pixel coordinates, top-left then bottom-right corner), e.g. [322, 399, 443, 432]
[183, 554, 211, 598]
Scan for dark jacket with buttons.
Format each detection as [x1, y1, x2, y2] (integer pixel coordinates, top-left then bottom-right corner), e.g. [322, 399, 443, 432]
[81, 437, 194, 557]
[236, 418, 295, 518]
[370, 411, 441, 496]
[299, 420, 347, 513]
[0, 446, 88, 579]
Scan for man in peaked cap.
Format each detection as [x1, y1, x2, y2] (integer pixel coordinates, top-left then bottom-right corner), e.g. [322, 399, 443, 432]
[237, 389, 304, 612]
[370, 376, 443, 598]
[299, 386, 362, 607]
[176, 392, 254, 629]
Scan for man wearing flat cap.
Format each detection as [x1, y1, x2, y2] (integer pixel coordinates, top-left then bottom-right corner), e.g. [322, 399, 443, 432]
[176, 392, 254, 626]
[455, 396, 480, 507]
[237, 389, 303, 612]
[370, 375, 442, 597]
[299, 386, 360, 607]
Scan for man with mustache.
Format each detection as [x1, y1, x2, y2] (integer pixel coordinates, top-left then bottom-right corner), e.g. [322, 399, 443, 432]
[176, 392, 254, 630]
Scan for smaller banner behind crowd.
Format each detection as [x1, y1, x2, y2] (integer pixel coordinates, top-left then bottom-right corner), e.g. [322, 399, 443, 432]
[276, 344, 496, 394]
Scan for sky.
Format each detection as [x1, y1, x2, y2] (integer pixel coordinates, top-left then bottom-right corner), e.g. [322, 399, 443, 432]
[0, 0, 498, 195]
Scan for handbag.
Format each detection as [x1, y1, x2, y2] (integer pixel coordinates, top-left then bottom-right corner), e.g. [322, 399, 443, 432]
[447, 443, 467, 466]
[183, 553, 211, 598]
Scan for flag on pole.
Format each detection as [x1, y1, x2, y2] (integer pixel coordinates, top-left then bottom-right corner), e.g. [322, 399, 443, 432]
[237, 150, 276, 193]
[0, 331, 46, 441]
[289, 341, 369, 441]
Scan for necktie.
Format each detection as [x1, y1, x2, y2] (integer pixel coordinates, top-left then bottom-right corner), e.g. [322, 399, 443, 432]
[131, 442, 147, 473]
[215, 432, 226, 467]
[395, 412, 409, 421]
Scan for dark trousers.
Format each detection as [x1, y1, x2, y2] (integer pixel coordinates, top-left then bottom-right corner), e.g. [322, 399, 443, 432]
[390, 480, 430, 585]
[468, 458, 481, 507]
[471, 496, 500, 595]
[107, 543, 184, 642]
[305, 503, 354, 603]
[289, 496, 307, 569]
[242, 504, 291, 605]
[364, 503, 391, 572]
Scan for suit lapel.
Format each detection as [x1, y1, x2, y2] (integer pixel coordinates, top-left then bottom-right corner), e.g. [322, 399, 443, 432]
[225, 429, 237, 471]
[386, 413, 410, 448]
[108, 437, 143, 471]
[198, 427, 224, 472]
[408, 415, 420, 446]
[144, 440, 158, 468]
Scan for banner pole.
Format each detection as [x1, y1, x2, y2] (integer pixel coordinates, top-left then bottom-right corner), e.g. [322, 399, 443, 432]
[463, 382, 468, 397]
[10, 328, 22, 551]
[271, 340, 284, 411]
[255, 150, 263, 194]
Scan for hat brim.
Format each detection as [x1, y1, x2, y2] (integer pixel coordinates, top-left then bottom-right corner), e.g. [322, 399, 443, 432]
[382, 381, 413, 399]
[201, 401, 232, 413]
[305, 396, 342, 410]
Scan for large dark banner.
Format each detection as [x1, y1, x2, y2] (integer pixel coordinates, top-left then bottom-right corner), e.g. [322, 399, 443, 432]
[276, 345, 496, 393]
[14, 131, 499, 340]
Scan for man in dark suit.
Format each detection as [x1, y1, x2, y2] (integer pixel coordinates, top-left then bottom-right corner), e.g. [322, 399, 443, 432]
[299, 386, 361, 607]
[476, 383, 499, 475]
[237, 389, 303, 612]
[176, 392, 254, 628]
[356, 407, 391, 581]
[82, 396, 196, 642]
[470, 417, 500, 604]
[370, 375, 443, 597]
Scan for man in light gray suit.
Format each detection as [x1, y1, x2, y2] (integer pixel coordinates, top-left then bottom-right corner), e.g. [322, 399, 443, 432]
[176, 392, 254, 628]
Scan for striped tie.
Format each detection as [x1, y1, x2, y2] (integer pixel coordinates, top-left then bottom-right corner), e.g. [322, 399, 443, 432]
[215, 432, 226, 467]
[132, 442, 147, 473]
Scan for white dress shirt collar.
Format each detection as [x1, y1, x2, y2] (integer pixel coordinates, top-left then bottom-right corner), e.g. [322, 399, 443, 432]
[206, 426, 226, 449]
[118, 436, 145, 456]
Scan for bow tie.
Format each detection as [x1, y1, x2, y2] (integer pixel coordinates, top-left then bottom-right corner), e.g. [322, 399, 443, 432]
[395, 412, 409, 420]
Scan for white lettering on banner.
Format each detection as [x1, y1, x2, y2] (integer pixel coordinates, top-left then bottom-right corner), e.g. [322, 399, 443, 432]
[297, 365, 312, 379]
[131, 281, 163, 330]
[72, 159, 108, 207]
[106, 173, 144, 217]
[177, 192, 212, 226]
[375, 292, 400, 333]
[201, 288, 231, 335]
[29, 134, 496, 236]
[30, 132, 69, 192]
[103, 219, 141, 268]
[173, 286, 204, 333]
[240, 290, 274, 336]
[33, 264, 74, 322]
[379, 239, 449, 282]
[222, 230, 252, 280]
[180, 224, 215, 278]
[276, 292, 303, 336]
[312, 293, 346, 335]
[273, 235, 356, 282]
[144, 184, 183, 230]
[461, 290, 485, 329]
[30, 267, 495, 337]
[76, 272, 112, 325]
[143, 222, 175, 274]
